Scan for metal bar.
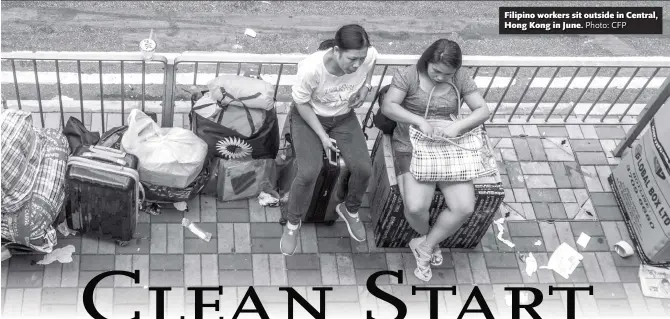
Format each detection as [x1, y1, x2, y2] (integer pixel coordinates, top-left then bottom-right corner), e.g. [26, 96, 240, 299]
[77, 60, 84, 124]
[526, 67, 561, 122]
[613, 75, 670, 157]
[55, 60, 65, 128]
[581, 67, 621, 122]
[619, 68, 660, 121]
[600, 67, 640, 122]
[471, 67, 480, 80]
[193, 62, 199, 85]
[162, 62, 176, 128]
[545, 67, 581, 122]
[2, 51, 169, 63]
[99, 60, 105, 132]
[236, 63, 242, 75]
[564, 67, 601, 122]
[508, 67, 540, 122]
[33, 60, 45, 127]
[120, 61, 125, 125]
[366, 65, 389, 129]
[11, 60, 21, 110]
[256, 63, 263, 78]
[492, 67, 519, 118]
[483, 67, 500, 98]
[141, 61, 146, 111]
[215, 62, 221, 77]
[273, 64, 284, 101]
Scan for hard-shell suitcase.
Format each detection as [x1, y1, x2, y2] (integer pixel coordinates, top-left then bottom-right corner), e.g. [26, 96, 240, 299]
[65, 145, 141, 242]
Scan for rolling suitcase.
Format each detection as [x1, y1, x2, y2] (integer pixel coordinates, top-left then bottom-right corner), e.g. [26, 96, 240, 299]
[65, 145, 141, 242]
[278, 110, 350, 226]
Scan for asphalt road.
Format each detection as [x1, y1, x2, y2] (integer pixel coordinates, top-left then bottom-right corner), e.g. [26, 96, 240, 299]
[2, 1, 669, 56]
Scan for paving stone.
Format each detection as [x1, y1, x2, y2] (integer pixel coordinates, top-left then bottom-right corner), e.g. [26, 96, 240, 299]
[251, 238, 281, 254]
[507, 221, 541, 237]
[467, 253, 491, 284]
[249, 198, 267, 222]
[81, 236, 100, 254]
[595, 165, 613, 192]
[336, 253, 357, 285]
[217, 208, 250, 222]
[166, 223, 184, 254]
[488, 268, 522, 284]
[78, 271, 113, 288]
[512, 188, 530, 202]
[600, 222, 623, 252]
[184, 255, 201, 286]
[594, 205, 623, 221]
[384, 253, 407, 285]
[553, 267, 588, 284]
[549, 162, 573, 188]
[234, 223, 251, 253]
[547, 203, 567, 219]
[528, 189, 561, 202]
[113, 287, 150, 305]
[484, 252, 519, 268]
[504, 162, 526, 188]
[576, 152, 609, 165]
[566, 125, 585, 139]
[217, 199, 248, 209]
[285, 254, 321, 270]
[219, 270, 253, 286]
[269, 254, 288, 286]
[581, 253, 605, 283]
[533, 253, 556, 284]
[622, 283, 651, 316]
[501, 149, 518, 161]
[539, 222, 561, 252]
[41, 287, 79, 305]
[253, 254, 271, 286]
[527, 137, 548, 161]
[558, 189, 577, 203]
[523, 125, 541, 137]
[150, 224, 167, 254]
[316, 222, 351, 237]
[487, 126, 511, 138]
[538, 126, 569, 137]
[265, 206, 282, 223]
[200, 195, 218, 222]
[545, 140, 575, 161]
[564, 162, 586, 188]
[299, 224, 319, 253]
[509, 125, 525, 136]
[512, 138, 533, 161]
[42, 262, 63, 288]
[116, 223, 151, 254]
[250, 223, 283, 238]
[595, 126, 625, 139]
[217, 223, 235, 253]
[3, 289, 23, 316]
[131, 255, 149, 288]
[402, 253, 457, 285]
[503, 188, 515, 203]
[554, 222, 576, 247]
[352, 253, 387, 269]
[451, 252, 474, 284]
[580, 165, 604, 192]
[520, 162, 552, 175]
[571, 221, 605, 237]
[496, 137, 514, 148]
[218, 254, 252, 270]
[319, 254, 339, 285]
[287, 270, 323, 286]
[150, 255, 183, 270]
[150, 208, 184, 223]
[570, 139, 604, 152]
[591, 283, 627, 299]
[524, 175, 557, 188]
[200, 254, 219, 285]
[317, 237, 352, 253]
[594, 252, 621, 283]
[500, 174, 511, 189]
[21, 287, 42, 316]
[512, 236, 546, 252]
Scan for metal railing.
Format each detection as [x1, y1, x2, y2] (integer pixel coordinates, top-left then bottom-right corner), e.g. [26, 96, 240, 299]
[2, 51, 669, 156]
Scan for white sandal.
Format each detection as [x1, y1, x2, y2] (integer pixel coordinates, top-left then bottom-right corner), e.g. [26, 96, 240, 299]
[431, 247, 443, 266]
[408, 236, 433, 282]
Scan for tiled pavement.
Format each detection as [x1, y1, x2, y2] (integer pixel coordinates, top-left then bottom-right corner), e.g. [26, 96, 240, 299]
[3, 123, 670, 319]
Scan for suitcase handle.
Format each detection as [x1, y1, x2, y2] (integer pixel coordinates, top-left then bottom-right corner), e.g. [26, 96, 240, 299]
[91, 145, 126, 157]
[81, 152, 128, 166]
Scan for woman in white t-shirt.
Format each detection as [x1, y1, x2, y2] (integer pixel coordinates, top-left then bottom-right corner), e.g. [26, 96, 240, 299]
[280, 24, 378, 256]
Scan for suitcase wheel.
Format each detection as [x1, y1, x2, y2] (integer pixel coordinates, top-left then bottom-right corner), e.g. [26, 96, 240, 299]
[324, 220, 336, 226]
[279, 217, 287, 226]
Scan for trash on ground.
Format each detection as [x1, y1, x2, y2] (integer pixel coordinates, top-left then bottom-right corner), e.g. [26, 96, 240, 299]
[144, 202, 161, 216]
[173, 201, 188, 211]
[493, 217, 515, 248]
[57, 220, 78, 237]
[614, 240, 635, 258]
[182, 218, 212, 242]
[576, 232, 591, 248]
[36, 245, 75, 265]
[244, 28, 257, 38]
[232, 44, 243, 50]
[525, 252, 538, 277]
[639, 264, 670, 299]
[505, 290, 530, 306]
[258, 191, 279, 207]
[539, 242, 583, 279]
[534, 240, 542, 246]
[261, 1, 271, 4]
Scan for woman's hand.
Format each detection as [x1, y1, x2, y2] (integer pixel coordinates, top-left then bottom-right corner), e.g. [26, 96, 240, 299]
[349, 86, 370, 109]
[320, 135, 340, 155]
[435, 124, 461, 138]
[418, 120, 435, 137]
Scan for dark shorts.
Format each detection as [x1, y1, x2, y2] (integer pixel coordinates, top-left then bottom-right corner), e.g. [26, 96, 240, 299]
[393, 151, 412, 177]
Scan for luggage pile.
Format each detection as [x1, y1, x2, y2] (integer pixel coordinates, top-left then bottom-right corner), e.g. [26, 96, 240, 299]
[1, 74, 283, 256]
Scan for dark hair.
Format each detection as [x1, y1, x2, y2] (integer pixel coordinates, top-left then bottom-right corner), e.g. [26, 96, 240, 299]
[331, 24, 370, 51]
[318, 39, 336, 51]
[417, 39, 463, 75]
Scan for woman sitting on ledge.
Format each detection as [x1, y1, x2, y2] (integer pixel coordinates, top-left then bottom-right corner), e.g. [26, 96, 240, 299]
[381, 39, 490, 281]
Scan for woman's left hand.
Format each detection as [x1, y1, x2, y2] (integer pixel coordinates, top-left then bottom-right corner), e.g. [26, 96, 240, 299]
[349, 86, 370, 109]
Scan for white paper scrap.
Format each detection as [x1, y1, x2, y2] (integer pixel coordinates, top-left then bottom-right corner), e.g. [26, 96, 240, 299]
[539, 243, 583, 279]
[57, 220, 78, 237]
[576, 232, 591, 249]
[525, 252, 538, 277]
[493, 217, 516, 248]
[37, 245, 75, 265]
[244, 28, 257, 38]
[534, 240, 542, 246]
[173, 201, 188, 211]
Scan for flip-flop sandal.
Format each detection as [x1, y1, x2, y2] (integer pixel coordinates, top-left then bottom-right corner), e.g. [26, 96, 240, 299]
[409, 237, 433, 282]
[431, 247, 443, 266]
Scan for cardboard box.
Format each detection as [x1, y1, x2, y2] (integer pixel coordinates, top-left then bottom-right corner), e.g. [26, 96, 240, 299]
[610, 103, 670, 265]
[369, 133, 505, 248]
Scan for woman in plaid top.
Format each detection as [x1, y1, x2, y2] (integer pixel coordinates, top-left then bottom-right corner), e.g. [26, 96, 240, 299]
[381, 39, 490, 281]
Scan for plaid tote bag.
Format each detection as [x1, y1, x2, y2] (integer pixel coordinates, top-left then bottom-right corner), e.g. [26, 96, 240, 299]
[409, 81, 497, 182]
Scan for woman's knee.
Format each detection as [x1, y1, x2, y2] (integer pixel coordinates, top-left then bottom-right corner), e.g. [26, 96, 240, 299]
[295, 164, 322, 184]
[448, 198, 476, 217]
[404, 199, 431, 218]
[351, 159, 372, 180]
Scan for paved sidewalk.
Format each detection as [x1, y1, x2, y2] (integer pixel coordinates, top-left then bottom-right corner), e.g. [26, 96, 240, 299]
[2, 123, 670, 319]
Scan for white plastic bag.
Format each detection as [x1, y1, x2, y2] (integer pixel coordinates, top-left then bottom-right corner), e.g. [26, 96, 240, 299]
[121, 109, 208, 188]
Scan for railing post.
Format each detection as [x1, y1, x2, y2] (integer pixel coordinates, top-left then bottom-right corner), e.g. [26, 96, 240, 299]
[613, 75, 670, 157]
[162, 61, 176, 127]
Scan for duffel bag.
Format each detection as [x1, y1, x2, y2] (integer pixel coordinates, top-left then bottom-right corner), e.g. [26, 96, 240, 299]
[207, 75, 275, 111]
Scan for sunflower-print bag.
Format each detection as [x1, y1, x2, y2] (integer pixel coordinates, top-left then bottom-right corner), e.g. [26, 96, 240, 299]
[189, 89, 280, 161]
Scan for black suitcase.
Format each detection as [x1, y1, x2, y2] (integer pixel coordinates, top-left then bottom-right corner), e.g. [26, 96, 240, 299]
[65, 145, 141, 242]
[278, 111, 350, 226]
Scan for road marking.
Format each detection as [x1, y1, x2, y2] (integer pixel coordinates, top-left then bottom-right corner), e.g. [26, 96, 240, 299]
[2, 71, 666, 89]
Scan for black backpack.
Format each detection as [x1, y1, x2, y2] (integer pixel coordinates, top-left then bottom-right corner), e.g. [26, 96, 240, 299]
[362, 84, 396, 139]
